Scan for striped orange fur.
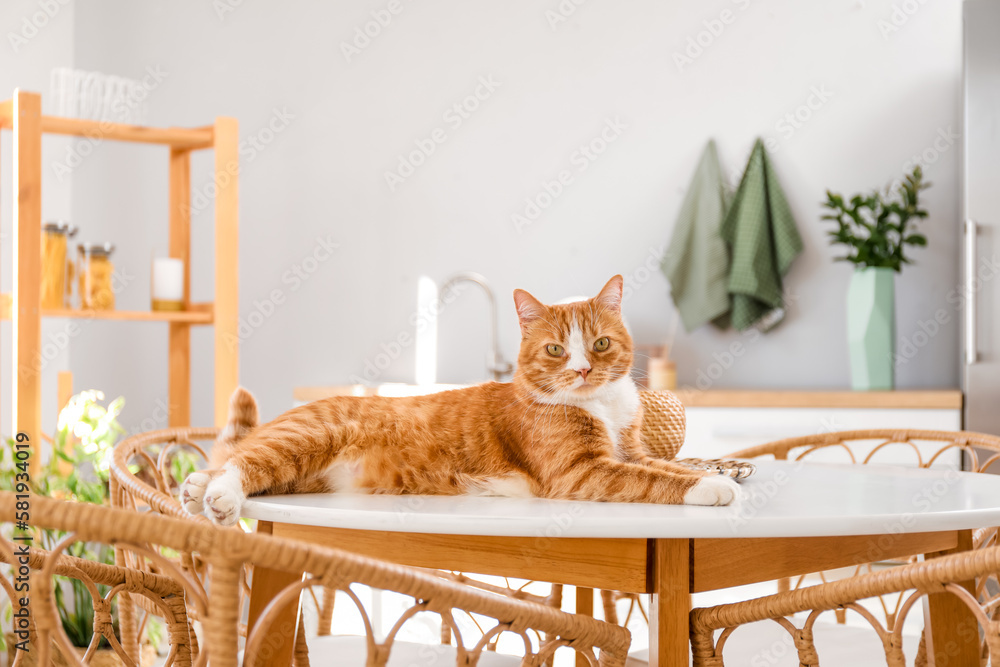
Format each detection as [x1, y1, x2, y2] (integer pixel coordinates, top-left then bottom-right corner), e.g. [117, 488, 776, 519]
[181, 276, 739, 526]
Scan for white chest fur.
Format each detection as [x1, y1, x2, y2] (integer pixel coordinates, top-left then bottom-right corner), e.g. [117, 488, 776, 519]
[538, 376, 640, 454]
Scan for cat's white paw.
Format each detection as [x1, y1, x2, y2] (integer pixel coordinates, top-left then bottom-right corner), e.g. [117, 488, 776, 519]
[202, 468, 245, 526]
[180, 472, 210, 515]
[684, 475, 740, 506]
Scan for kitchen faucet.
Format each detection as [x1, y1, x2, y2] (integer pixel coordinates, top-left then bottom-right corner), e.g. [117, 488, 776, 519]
[439, 272, 514, 382]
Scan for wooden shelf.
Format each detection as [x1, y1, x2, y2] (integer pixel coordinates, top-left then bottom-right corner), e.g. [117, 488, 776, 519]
[0, 100, 214, 150]
[40, 115, 214, 149]
[43, 308, 212, 324]
[0, 295, 214, 324]
[3, 89, 240, 470]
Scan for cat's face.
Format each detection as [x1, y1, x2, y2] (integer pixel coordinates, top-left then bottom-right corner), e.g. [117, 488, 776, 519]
[512, 275, 633, 397]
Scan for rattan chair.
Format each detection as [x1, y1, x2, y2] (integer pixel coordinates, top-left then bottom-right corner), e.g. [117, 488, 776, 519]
[0, 491, 631, 666]
[688, 540, 1000, 666]
[623, 428, 1000, 665]
[728, 430, 1000, 618]
[109, 425, 341, 664]
[0, 529, 191, 666]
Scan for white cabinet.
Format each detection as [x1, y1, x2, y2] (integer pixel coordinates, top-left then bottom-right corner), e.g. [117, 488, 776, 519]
[676, 391, 963, 467]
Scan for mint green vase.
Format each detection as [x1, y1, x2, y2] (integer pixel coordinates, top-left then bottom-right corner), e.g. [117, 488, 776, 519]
[846, 267, 895, 391]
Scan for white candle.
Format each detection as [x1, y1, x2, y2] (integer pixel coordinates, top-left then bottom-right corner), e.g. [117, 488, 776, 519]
[152, 257, 184, 307]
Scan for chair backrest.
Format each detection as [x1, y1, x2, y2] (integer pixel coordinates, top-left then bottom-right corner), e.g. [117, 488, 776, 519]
[0, 531, 192, 666]
[1, 492, 631, 667]
[110, 426, 218, 522]
[726, 428, 1000, 632]
[728, 428, 1000, 471]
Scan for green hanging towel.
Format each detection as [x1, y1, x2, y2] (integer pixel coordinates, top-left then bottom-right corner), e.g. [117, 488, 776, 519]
[720, 138, 803, 331]
[661, 140, 731, 332]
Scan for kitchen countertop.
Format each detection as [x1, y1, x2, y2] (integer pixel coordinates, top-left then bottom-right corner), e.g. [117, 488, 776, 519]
[295, 385, 963, 410]
[673, 389, 963, 409]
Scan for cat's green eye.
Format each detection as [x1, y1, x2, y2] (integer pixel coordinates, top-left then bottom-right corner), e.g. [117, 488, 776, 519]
[546, 344, 564, 357]
[594, 337, 610, 352]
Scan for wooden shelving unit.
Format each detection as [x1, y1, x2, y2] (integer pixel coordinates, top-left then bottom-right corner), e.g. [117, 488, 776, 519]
[0, 89, 239, 472]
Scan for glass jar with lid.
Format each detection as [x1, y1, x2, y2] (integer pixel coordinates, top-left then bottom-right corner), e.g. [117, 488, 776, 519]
[41, 221, 77, 309]
[77, 243, 116, 310]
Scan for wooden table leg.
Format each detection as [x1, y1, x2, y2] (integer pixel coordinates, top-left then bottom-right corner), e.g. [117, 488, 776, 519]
[576, 587, 594, 667]
[924, 529, 978, 667]
[649, 539, 691, 667]
[247, 521, 301, 666]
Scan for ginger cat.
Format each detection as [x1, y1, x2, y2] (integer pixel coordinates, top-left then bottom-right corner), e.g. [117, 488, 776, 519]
[181, 275, 739, 525]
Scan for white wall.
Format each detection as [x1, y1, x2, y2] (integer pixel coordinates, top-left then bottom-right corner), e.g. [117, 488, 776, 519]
[1, 0, 74, 438]
[9, 0, 964, 430]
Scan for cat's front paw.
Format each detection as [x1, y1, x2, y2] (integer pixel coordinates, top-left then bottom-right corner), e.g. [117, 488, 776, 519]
[203, 470, 245, 527]
[180, 472, 210, 515]
[684, 475, 740, 506]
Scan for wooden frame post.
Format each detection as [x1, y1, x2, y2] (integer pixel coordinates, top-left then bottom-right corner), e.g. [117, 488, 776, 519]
[213, 117, 239, 426]
[55, 370, 73, 476]
[649, 538, 691, 667]
[575, 587, 594, 667]
[247, 521, 301, 666]
[924, 529, 979, 666]
[168, 148, 192, 426]
[12, 90, 43, 474]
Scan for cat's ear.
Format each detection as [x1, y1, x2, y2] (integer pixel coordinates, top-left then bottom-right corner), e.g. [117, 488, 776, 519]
[593, 275, 624, 315]
[513, 289, 546, 334]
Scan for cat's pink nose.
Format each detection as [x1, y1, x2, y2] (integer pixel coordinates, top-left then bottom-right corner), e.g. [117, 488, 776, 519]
[578, 368, 590, 381]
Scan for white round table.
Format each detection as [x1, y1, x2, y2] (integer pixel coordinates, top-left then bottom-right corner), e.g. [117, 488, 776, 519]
[242, 461, 1000, 667]
[243, 460, 1000, 538]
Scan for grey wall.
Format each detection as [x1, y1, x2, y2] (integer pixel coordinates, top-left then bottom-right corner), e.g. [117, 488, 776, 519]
[5, 0, 964, 432]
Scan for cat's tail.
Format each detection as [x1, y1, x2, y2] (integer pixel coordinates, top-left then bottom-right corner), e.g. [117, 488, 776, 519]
[209, 386, 260, 467]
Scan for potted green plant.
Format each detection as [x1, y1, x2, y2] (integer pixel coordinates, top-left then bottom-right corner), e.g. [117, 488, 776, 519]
[822, 167, 930, 390]
[0, 391, 192, 666]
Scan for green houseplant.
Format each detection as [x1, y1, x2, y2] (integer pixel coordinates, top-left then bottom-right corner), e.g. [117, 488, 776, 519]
[822, 167, 930, 390]
[0, 391, 194, 665]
